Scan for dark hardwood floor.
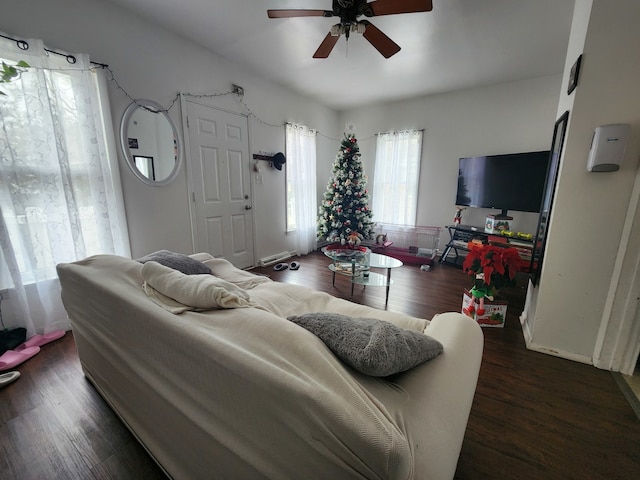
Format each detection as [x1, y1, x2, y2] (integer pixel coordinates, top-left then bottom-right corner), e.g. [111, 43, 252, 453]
[1, 250, 638, 479]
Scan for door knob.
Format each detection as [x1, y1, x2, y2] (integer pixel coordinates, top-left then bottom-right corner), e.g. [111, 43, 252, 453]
[245, 205, 252, 210]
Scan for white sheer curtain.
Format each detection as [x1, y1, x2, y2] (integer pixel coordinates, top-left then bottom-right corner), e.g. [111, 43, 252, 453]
[372, 130, 423, 226]
[0, 34, 130, 337]
[285, 123, 317, 255]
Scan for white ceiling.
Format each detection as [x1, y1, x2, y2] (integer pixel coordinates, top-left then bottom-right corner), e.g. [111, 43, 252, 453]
[104, 0, 576, 111]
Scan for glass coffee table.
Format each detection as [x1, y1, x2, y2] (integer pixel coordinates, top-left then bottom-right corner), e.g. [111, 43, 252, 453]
[322, 247, 403, 305]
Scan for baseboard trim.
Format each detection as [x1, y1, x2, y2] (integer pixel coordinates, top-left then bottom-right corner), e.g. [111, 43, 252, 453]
[519, 312, 533, 345]
[258, 251, 294, 267]
[518, 312, 593, 365]
[612, 372, 640, 420]
[524, 341, 593, 365]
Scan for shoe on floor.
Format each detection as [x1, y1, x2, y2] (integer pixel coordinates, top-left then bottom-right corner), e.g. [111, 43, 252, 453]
[273, 263, 289, 271]
[0, 371, 20, 388]
[289, 262, 300, 270]
[15, 330, 66, 351]
[0, 346, 40, 372]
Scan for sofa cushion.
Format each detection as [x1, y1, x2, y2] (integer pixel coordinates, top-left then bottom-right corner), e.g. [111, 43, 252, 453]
[137, 250, 212, 275]
[287, 312, 443, 377]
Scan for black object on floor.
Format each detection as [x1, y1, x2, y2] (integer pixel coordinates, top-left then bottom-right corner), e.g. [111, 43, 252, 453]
[0, 328, 27, 356]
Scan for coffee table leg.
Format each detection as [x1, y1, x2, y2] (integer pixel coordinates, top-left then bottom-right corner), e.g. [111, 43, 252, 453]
[385, 268, 392, 305]
[351, 261, 356, 297]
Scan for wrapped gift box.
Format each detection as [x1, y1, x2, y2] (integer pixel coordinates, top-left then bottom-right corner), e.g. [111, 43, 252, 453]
[462, 289, 507, 328]
[485, 215, 512, 234]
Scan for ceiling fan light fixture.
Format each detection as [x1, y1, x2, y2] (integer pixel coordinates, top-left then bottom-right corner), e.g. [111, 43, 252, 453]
[268, 0, 434, 58]
[349, 22, 360, 34]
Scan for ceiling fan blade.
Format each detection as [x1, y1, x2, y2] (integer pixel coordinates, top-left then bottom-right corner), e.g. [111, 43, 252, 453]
[368, 0, 433, 16]
[361, 21, 401, 58]
[268, 9, 333, 18]
[313, 32, 340, 58]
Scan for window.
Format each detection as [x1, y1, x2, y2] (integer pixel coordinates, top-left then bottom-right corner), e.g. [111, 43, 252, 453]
[285, 123, 317, 255]
[372, 130, 423, 226]
[134, 156, 156, 180]
[0, 35, 129, 335]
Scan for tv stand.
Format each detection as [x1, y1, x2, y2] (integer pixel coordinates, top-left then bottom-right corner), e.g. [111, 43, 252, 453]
[439, 224, 534, 269]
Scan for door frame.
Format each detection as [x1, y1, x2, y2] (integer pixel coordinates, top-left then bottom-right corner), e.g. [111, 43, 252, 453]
[179, 93, 257, 266]
[594, 165, 640, 375]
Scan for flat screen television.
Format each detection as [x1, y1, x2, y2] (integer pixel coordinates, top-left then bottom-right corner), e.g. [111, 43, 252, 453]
[455, 150, 551, 216]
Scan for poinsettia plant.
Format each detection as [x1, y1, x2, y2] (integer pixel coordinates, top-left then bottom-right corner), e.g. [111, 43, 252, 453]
[462, 243, 524, 297]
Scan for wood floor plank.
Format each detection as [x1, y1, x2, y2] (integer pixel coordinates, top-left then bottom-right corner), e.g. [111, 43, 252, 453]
[89, 439, 167, 480]
[0, 250, 638, 479]
[0, 334, 166, 480]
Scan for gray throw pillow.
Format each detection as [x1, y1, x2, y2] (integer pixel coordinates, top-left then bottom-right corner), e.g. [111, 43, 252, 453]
[137, 250, 212, 275]
[288, 312, 443, 377]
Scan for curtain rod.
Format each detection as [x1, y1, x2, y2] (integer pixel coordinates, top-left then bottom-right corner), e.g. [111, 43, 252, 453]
[0, 33, 108, 68]
[374, 129, 425, 135]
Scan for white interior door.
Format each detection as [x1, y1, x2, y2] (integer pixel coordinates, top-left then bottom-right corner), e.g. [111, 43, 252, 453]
[185, 100, 254, 268]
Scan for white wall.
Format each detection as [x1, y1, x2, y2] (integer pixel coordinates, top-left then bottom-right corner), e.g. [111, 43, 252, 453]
[524, 0, 640, 363]
[338, 75, 562, 243]
[0, 0, 338, 261]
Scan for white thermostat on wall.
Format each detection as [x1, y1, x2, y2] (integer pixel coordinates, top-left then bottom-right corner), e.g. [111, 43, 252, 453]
[587, 123, 631, 172]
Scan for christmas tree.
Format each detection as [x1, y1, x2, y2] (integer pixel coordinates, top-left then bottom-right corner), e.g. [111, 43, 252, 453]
[317, 133, 375, 246]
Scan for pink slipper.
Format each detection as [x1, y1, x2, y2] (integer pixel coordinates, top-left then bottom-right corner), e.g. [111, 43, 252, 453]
[15, 330, 65, 351]
[0, 346, 40, 372]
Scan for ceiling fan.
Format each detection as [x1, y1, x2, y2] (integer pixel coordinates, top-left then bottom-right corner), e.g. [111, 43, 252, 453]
[267, 0, 433, 59]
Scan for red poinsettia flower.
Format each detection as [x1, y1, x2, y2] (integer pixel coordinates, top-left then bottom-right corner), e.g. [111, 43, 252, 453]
[463, 243, 524, 293]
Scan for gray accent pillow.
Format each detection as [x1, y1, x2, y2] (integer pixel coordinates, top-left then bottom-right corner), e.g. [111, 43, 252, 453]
[137, 250, 212, 275]
[287, 312, 443, 377]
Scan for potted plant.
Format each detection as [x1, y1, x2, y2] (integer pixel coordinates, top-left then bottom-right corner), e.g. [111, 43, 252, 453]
[1, 60, 29, 95]
[462, 243, 524, 326]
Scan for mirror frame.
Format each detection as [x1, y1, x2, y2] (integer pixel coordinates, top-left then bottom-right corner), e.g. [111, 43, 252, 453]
[119, 99, 183, 187]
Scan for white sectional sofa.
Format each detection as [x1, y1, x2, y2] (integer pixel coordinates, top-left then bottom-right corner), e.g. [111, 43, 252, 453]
[56, 252, 483, 480]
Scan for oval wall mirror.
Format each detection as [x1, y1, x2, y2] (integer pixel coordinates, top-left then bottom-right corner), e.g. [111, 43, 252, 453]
[120, 99, 182, 186]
